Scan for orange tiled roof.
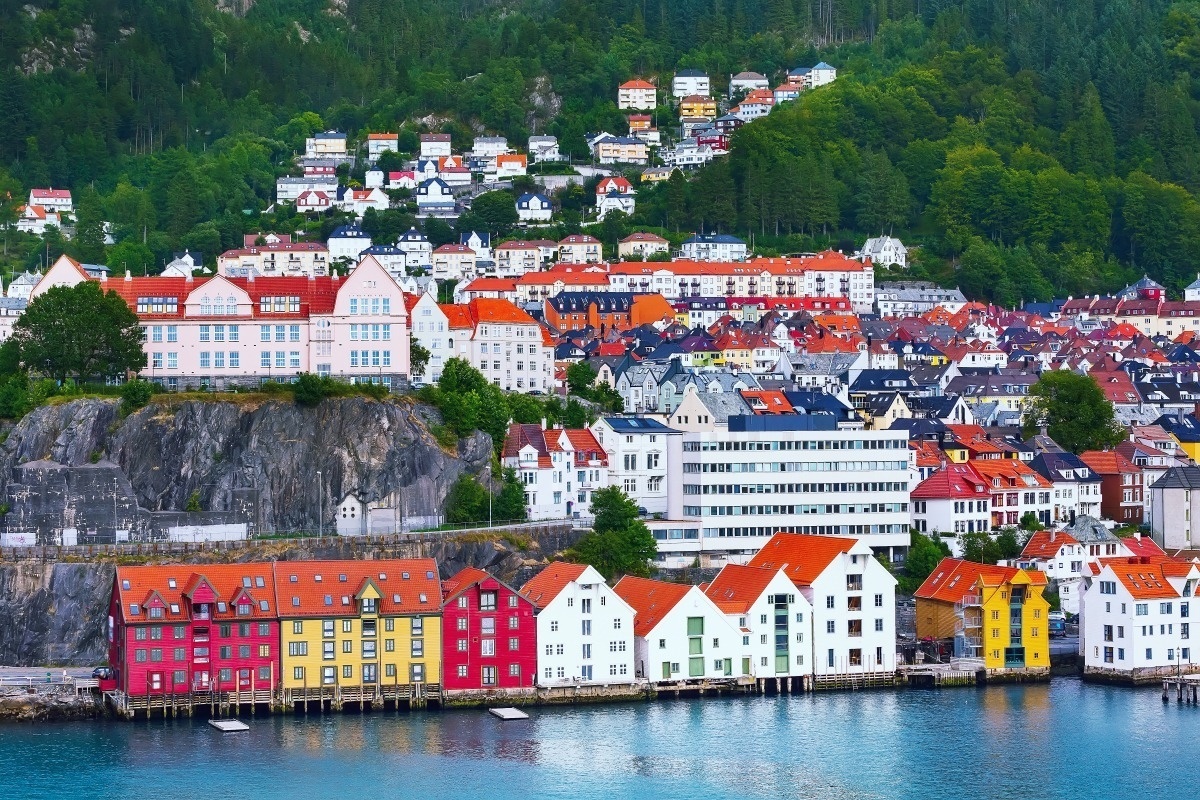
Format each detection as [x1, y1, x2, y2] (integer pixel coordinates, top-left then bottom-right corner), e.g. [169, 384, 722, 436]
[1020, 530, 1080, 560]
[746, 533, 857, 587]
[1078, 450, 1140, 476]
[613, 576, 691, 637]
[466, 297, 538, 326]
[704, 564, 785, 614]
[519, 562, 588, 608]
[275, 560, 440, 617]
[914, 558, 1020, 603]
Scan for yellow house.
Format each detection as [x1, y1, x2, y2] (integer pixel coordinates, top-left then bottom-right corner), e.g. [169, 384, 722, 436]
[914, 557, 1050, 671]
[679, 94, 717, 118]
[275, 559, 442, 703]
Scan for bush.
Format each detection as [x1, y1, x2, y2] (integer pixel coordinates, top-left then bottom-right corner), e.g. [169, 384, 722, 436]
[120, 379, 155, 411]
[293, 373, 328, 407]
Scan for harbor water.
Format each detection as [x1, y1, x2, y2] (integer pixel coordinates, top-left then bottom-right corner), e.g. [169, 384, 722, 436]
[1, 678, 1192, 799]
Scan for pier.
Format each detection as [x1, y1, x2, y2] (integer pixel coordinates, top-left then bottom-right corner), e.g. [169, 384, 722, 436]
[1162, 675, 1200, 704]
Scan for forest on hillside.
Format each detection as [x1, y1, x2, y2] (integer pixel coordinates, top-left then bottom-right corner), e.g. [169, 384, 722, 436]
[2, 0, 1200, 304]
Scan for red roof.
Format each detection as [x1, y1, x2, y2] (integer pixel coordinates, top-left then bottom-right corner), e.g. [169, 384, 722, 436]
[911, 464, 989, 499]
[434, 244, 475, 255]
[114, 564, 279, 622]
[31, 188, 71, 199]
[704, 564, 786, 614]
[745, 533, 858, 586]
[1079, 450, 1140, 476]
[1020, 530, 1080, 560]
[275, 560, 440, 617]
[466, 297, 539, 326]
[1123, 534, 1167, 560]
[559, 235, 601, 245]
[519, 562, 588, 609]
[613, 576, 691, 637]
[620, 79, 656, 90]
[914, 558, 1023, 604]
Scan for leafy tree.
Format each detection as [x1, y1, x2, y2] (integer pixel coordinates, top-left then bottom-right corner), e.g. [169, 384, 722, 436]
[106, 240, 156, 276]
[1019, 512, 1044, 532]
[958, 531, 1001, 565]
[293, 373, 329, 407]
[508, 394, 544, 424]
[438, 357, 488, 396]
[444, 474, 488, 524]
[492, 466, 528, 522]
[567, 486, 657, 580]
[1023, 371, 1126, 454]
[470, 190, 519, 236]
[410, 341, 431, 380]
[899, 530, 950, 594]
[11, 282, 146, 383]
[476, 382, 512, 450]
[71, 186, 107, 265]
[995, 527, 1024, 560]
[566, 361, 597, 395]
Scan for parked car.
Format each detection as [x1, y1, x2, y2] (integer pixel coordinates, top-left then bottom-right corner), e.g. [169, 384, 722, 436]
[1048, 611, 1067, 637]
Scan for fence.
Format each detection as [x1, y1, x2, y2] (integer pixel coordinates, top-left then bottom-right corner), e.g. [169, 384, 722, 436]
[0, 519, 581, 562]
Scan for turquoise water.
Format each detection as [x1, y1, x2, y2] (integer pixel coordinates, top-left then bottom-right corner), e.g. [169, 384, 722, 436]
[1, 679, 1192, 799]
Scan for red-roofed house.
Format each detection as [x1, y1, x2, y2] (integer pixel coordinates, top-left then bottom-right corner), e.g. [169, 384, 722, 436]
[108, 563, 279, 708]
[440, 567, 537, 694]
[519, 562, 636, 686]
[613, 575, 742, 683]
[501, 423, 608, 519]
[703, 564, 810, 683]
[911, 464, 992, 537]
[33, 254, 409, 390]
[914, 557, 1050, 671]
[618, 79, 657, 110]
[746, 533, 898, 680]
[1082, 558, 1200, 681]
[29, 187, 73, 214]
[463, 298, 553, 391]
[1079, 450, 1144, 525]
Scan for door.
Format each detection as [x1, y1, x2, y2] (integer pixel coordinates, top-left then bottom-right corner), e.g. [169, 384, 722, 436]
[723, 659, 732, 676]
[662, 661, 671, 680]
[741, 658, 751, 676]
[149, 673, 162, 691]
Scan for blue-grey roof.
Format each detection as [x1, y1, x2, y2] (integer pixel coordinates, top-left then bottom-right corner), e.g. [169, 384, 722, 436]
[601, 417, 679, 433]
[813, 62, 835, 70]
[517, 193, 550, 207]
[675, 69, 707, 77]
[683, 233, 745, 245]
[330, 224, 368, 239]
[313, 131, 346, 139]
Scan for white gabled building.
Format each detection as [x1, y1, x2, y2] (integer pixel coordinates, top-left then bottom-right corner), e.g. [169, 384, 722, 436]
[747, 533, 898, 681]
[1015, 529, 1088, 615]
[405, 292, 453, 383]
[680, 233, 747, 262]
[704, 565, 813, 684]
[520, 562, 637, 686]
[615, 576, 743, 684]
[501, 423, 609, 520]
[858, 236, 907, 268]
[1081, 558, 1200, 682]
[672, 69, 710, 99]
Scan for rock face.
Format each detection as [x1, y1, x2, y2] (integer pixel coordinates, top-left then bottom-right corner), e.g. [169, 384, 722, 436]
[0, 526, 582, 667]
[0, 397, 492, 542]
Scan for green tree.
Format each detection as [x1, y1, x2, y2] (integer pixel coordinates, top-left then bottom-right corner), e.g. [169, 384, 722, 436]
[471, 190, 519, 236]
[444, 474, 488, 524]
[958, 531, 1001, 565]
[438, 357, 488, 395]
[508, 394, 544, 424]
[11, 282, 146, 383]
[492, 466, 528, 522]
[566, 486, 657, 580]
[71, 186, 107, 265]
[566, 360, 597, 395]
[1022, 371, 1126, 454]
[106, 239, 156, 276]
[996, 527, 1024, 560]
[410, 341, 431, 380]
[1019, 512, 1044, 532]
[899, 531, 950, 594]
[477, 382, 512, 450]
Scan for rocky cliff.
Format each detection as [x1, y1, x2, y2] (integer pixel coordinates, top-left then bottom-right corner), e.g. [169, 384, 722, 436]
[0, 396, 492, 542]
[0, 528, 581, 667]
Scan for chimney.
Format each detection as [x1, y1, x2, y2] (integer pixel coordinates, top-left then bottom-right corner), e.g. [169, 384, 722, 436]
[1135, 529, 1142, 541]
[1050, 530, 1056, 543]
[124, 270, 132, 282]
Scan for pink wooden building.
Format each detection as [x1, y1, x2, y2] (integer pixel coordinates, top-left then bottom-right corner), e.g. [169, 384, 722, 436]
[109, 564, 280, 700]
[440, 567, 537, 692]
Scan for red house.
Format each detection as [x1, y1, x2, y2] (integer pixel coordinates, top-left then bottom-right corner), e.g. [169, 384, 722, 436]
[440, 567, 537, 692]
[109, 564, 280, 701]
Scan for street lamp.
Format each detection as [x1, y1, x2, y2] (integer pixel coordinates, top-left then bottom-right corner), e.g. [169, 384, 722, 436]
[317, 471, 323, 538]
[485, 462, 493, 527]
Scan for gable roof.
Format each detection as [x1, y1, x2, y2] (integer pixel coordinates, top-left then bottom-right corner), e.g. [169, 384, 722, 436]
[613, 575, 691, 637]
[704, 565, 787, 614]
[274, 560, 440, 617]
[745, 532, 858, 586]
[518, 562, 589, 609]
[914, 558, 1031, 603]
[1020, 530, 1080, 560]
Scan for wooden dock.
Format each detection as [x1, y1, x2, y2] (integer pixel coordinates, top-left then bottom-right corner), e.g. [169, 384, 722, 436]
[208, 719, 250, 732]
[1163, 675, 1200, 704]
[488, 707, 530, 720]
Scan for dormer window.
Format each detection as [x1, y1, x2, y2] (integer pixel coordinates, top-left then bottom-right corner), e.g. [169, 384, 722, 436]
[236, 602, 251, 616]
[362, 598, 378, 614]
[149, 607, 164, 619]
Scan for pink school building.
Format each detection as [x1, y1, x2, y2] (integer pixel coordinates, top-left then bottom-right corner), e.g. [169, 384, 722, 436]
[108, 564, 280, 700]
[33, 254, 410, 390]
[440, 567, 538, 693]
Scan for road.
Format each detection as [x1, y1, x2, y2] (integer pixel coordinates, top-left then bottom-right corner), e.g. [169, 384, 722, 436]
[1050, 635, 1079, 657]
[0, 665, 95, 679]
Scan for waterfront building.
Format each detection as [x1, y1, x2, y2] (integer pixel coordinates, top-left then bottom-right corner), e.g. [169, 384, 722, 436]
[276, 560, 442, 702]
[650, 415, 910, 568]
[1080, 557, 1200, 682]
[614, 575, 743, 684]
[746, 533, 898, 682]
[703, 564, 812, 683]
[440, 567, 538, 693]
[914, 557, 1051, 672]
[1015, 529, 1088, 615]
[108, 564, 279, 702]
[519, 562, 637, 686]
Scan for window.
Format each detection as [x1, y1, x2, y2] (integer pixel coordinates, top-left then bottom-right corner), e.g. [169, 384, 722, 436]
[826, 596, 835, 609]
[480, 592, 497, 611]
[827, 621, 836, 633]
[481, 639, 496, 656]
[411, 639, 424, 657]
[343, 665, 353, 679]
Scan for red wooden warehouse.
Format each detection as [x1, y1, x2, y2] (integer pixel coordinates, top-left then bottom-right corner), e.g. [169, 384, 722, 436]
[440, 567, 537, 691]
